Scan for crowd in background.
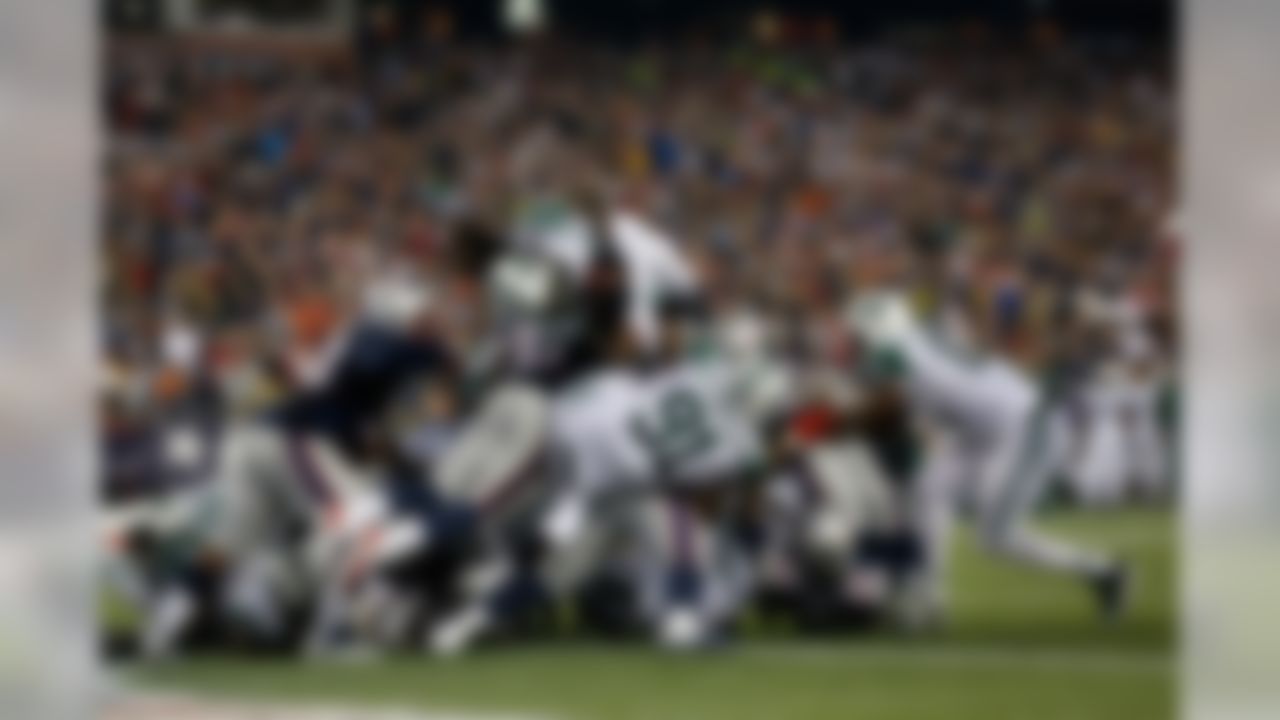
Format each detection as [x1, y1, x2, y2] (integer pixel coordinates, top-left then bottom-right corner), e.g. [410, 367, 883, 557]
[101, 21, 1176, 502]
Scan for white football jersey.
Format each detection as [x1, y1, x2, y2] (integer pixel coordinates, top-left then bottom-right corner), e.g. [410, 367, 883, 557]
[849, 292, 1038, 444]
[628, 358, 765, 487]
[550, 370, 656, 498]
[525, 209, 700, 352]
[550, 358, 762, 497]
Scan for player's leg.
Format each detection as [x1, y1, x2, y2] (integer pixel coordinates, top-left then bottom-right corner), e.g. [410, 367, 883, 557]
[1123, 371, 1170, 500]
[221, 545, 302, 652]
[898, 432, 968, 628]
[303, 514, 429, 658]
[434, 383, 552, 515]
[973, 408, 1128, 617]
[130, 425, 280, 657]
[794, 440, 907, 625]
[424, 384, 558, 656]
[205, 425, 278, 557]
[1076, 379, 1128, 506]
[204, 425, 358, 653]
[628, 494, 731, 650]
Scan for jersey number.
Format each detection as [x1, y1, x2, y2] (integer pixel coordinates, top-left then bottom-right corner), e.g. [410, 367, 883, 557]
[631, 390, 715, 466]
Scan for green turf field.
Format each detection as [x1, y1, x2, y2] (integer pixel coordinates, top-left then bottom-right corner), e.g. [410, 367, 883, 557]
[131, 508, 1175, 720]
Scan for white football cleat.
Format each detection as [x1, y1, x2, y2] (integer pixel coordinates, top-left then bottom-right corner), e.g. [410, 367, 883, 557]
[141, 587, 195, 661]
[427, 604, 491, 659]
[657, 607, 707, 652]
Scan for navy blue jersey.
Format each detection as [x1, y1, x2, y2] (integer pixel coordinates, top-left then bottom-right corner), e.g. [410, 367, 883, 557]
[271, 322, 454, 457]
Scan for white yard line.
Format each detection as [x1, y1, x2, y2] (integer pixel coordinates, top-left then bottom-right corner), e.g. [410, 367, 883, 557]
[105, 643, 1170, 719]
[103, 691, 560, 720]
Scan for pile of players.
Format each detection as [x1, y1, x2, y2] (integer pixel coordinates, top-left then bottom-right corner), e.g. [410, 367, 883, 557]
[101, 190, 1133, 660]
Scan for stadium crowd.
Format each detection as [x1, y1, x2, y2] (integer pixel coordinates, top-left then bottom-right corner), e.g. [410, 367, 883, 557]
[100, 20, 1176, 656]
[103, 25, 1174, 498]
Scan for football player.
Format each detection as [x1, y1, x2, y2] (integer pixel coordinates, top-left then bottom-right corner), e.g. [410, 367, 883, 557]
[844, 287, 1130, 624]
